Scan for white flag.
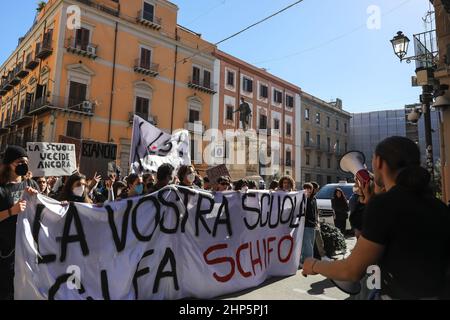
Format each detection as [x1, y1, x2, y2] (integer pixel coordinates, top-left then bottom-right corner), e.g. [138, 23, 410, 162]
[130, 115, 191, 173]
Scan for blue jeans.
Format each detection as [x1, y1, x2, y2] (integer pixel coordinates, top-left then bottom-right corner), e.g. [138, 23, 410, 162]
[300, 227, 316, 264]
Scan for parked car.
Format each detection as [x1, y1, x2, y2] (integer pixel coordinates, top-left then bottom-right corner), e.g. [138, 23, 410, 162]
[315, 182, 354, 231]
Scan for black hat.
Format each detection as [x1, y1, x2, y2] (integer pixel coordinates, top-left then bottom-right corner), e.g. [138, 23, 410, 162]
[3, 145, 28, 165]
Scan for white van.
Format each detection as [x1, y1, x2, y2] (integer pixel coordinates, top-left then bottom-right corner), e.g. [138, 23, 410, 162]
[315, 182, 354, 231]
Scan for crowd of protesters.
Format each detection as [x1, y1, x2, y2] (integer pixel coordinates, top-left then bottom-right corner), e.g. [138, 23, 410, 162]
[1, 135, 449, 300]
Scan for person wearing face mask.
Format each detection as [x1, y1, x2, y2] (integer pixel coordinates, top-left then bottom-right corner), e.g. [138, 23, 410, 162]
[302, 137, 450, 300]
[123, 174, 144, 198]
[177, 165, 198, 189]
[58, 173, 92, 203]
[0, 146, 39, 300]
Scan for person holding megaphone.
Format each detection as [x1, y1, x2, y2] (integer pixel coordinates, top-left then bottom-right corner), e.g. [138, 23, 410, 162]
[302, 136, 450, 300]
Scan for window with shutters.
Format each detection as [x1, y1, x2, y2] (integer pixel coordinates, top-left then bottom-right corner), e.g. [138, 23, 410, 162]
[286, 94, 294, 108]
[68, 81, 87, 107]
[75, 28, 90, 51]
[67, 120, 82, 139]
[305, 108, 310, 120]
[273, 118, 280, 130]
[143, 2, 155, 22]
[192, 66, 201, 84]
[243, 77, 253, 93]
[286, 122, 292, 136]
[140, 47, 152, 70]
[259, 114, 267, 129]
[43, 29, 53, 47]
[226, 70, 234, 87]
[226, 105, 234, 121]
[260, 84, 268, 99]
[135, 96, 149, 120]
[286, 150, 292, 166]
[189, 109, 200, 123]
[203, 70, 211, 88]
[273, 89, 282, 104]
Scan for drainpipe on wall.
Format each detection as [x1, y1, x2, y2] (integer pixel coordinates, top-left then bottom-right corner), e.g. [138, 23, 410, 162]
[170, 28, 179, 133]
[107, 20, 119, 142]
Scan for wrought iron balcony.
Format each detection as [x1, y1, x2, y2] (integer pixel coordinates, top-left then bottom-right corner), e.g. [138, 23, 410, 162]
[412, 29, 438, 70]
[29, 95, 96, 116]
[304, 141, 315, 149]
[16, 62, 29, 79]
[11, 105, 32, 126]
[25, 52, 39, 70]
[76, 0, 119, 17]
[137, 10, 162, 30]
[134, 59, 159, 77]
[66, 38, 98, 59]
[35, 39, 53, 60]
[188, 76, 217, 94]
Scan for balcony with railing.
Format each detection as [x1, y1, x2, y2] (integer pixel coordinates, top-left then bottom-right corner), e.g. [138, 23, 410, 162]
[28, 95, 96, 116]
[9, 67, 21, 86]
[188, 76, 217, 94]
[15, 62, 29, 79]
[128, 112, 157, 125]
[134, 59, 159, 77]
[35, 37, 53, 60]
[66, 38, 98, 59]
[11, 104, 32, 126]
[137, 10, 162, 30]
[0, 79, 8, 96]
[304, 140, 315, 150]
[412, 29, 438, 70]
[25, 52, 39, 70]
[75, 0, 119, 17]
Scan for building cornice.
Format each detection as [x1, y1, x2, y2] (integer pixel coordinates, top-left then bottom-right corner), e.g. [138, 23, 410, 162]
[214, 50, 301, 94]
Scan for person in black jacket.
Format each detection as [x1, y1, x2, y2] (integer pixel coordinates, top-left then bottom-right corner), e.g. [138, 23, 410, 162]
[0, 146, 39, 300]
[300, 183, 318, 265]
[349, 186, 366, 239]
[331, 188, 349, 235]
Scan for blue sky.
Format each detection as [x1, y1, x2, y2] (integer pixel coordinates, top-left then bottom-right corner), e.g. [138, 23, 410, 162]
[0, 0, 431, 113]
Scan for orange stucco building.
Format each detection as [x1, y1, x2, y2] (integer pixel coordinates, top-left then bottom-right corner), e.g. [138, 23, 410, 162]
[0, 0, 217, 175]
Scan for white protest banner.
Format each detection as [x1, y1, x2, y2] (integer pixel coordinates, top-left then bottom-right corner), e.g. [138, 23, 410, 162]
[15, 187, 306, 300]
[130, 115, 191, 173]
[27, 142, 78, 177]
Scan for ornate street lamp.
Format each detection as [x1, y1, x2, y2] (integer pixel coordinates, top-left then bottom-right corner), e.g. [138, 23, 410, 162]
[391, 31, 410, 61]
